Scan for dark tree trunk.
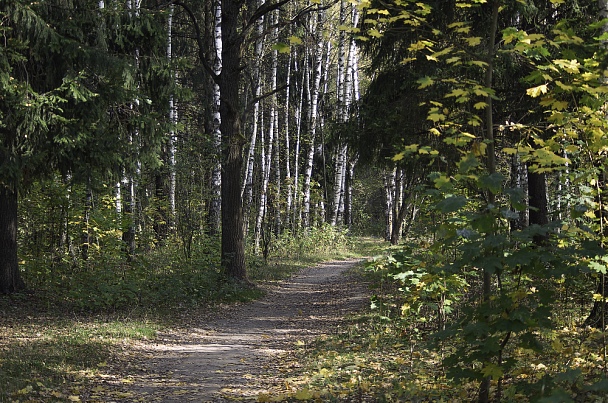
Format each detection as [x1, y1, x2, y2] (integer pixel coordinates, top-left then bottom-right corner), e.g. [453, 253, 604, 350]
[527, 167, 549, 245]
[81, 183, 93, 261]
[390, 194, 410, 246]
[219, 0, 248, 282]
[0, 183, 26, 294]
[584, 171, 608, 328]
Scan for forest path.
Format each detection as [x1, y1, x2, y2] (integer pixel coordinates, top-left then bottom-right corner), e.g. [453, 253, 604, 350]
[100, 258, 370, 402]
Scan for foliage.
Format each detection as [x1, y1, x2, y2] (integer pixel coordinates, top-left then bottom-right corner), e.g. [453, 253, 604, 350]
[258, 256, 608, 402]
[352, 0, 608, 400]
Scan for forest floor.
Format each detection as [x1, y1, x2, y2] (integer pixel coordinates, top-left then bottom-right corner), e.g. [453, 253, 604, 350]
[91, 258, 371, 402]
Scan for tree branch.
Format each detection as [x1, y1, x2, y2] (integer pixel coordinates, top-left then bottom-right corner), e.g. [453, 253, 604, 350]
[245, 84, 288, 115]
[171, 0, 219, 83]
[246, 0, 292, 29]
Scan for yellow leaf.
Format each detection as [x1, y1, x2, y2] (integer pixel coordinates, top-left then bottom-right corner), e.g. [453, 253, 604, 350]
[16, 385, 33, 395]
[502, 147, 518, 155]
[464, 36, 482, 46]
[294, 388, 314, 400]
[526, 84, 548, 98]
[474, 102, 487, 110]
[368, 28, 383, 38]
[288, 36, 302, 45]
[68, 396, 81, 402]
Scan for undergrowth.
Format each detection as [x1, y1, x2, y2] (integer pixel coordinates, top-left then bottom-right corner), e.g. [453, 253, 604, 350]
[1, 228, 370, 402]
[262, 240, 608, 402]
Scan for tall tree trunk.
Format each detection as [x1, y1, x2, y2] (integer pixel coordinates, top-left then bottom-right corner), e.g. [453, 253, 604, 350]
[284, 48, 293, 231]
[292, 48, 305, 230]
[583, 0, 608, 329]
[219, 0, 248, 281]
[479, 2, 500, 402]
[302, 13, 325, 229]
[0, 183, 25, 294]
[168, 5, 177, 230]
[208, 0, 223, 235]
[242, 0, 264, 236]
[272, 10, 281, 236]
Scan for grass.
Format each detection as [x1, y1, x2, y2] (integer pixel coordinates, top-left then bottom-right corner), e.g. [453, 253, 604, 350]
[1, 233, 380, 402]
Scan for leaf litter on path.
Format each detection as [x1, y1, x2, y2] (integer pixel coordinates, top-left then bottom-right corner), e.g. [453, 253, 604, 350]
[90, 259, 370, 402]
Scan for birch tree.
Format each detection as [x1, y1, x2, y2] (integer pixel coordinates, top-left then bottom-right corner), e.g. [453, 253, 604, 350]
[302, 11, 327, 229]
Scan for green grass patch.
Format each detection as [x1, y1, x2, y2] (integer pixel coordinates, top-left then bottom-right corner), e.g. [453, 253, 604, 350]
[0, 300, 159, 402]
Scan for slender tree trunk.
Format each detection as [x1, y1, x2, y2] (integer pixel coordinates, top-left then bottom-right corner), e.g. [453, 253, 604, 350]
[302, 14, 325, 229]
[479, 2, 500, 402]
[344, 156, 356, 229]
[583, 0, 608, 329]
[242, 0, 264, 236]
[292, 48, 305, 230]
[272, 10, 281, 236]
[208, 0, 223, 235]
[167, 4, 177, 229]
[384, 169, 395, 241]
[0, 183, 25, 294]
[284, 48, 293, 230]
[82, 181, 93, 261]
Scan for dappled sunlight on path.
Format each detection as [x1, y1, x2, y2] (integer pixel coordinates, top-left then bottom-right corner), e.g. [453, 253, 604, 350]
[97, 259, 370, 402]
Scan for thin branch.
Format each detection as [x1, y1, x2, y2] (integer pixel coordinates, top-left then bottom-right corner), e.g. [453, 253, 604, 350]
[171, 0, 219, 83]
[245, 84, 288, 114]
[246, 0, 292, 29]
[285, 1, 337, 26]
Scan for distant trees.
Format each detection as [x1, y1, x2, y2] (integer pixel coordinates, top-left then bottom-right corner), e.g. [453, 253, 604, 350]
[1, 0, 373, 293]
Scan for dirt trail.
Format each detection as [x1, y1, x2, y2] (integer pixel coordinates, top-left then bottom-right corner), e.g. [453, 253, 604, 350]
[102, 259, 370, 402]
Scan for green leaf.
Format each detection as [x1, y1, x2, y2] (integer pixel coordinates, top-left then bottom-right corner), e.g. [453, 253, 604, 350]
[481, 363, 503, 380]
[436, 195, 467, 214]
[417, 76, 434, 89]
[457, 153, 479, 174]
[478, 173, 504, 193]
[271, 43, 291, 53]
[589, 261, 607, 274]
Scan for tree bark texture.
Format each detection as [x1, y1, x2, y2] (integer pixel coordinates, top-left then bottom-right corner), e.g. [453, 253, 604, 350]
[0, 184, 25, 294]
[219, 0, 248, 281]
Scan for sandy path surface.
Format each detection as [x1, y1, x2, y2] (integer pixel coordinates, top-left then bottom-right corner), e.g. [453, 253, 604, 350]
[100, 258, 370, 402]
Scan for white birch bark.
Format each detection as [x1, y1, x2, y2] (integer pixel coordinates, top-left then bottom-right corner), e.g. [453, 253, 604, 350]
[272, 9, 281, 234]
[284, 45, 292, 230]
[208, 0, 222, 234]
[254, 9, 279, 252]
[330, 0, 348, 226]
[384, 168, 396, 241]
[292, 48, 305, 229]
[302, 12, 325, 229]
[242, 0, 265, 235]
[167, 4, 177, 227]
